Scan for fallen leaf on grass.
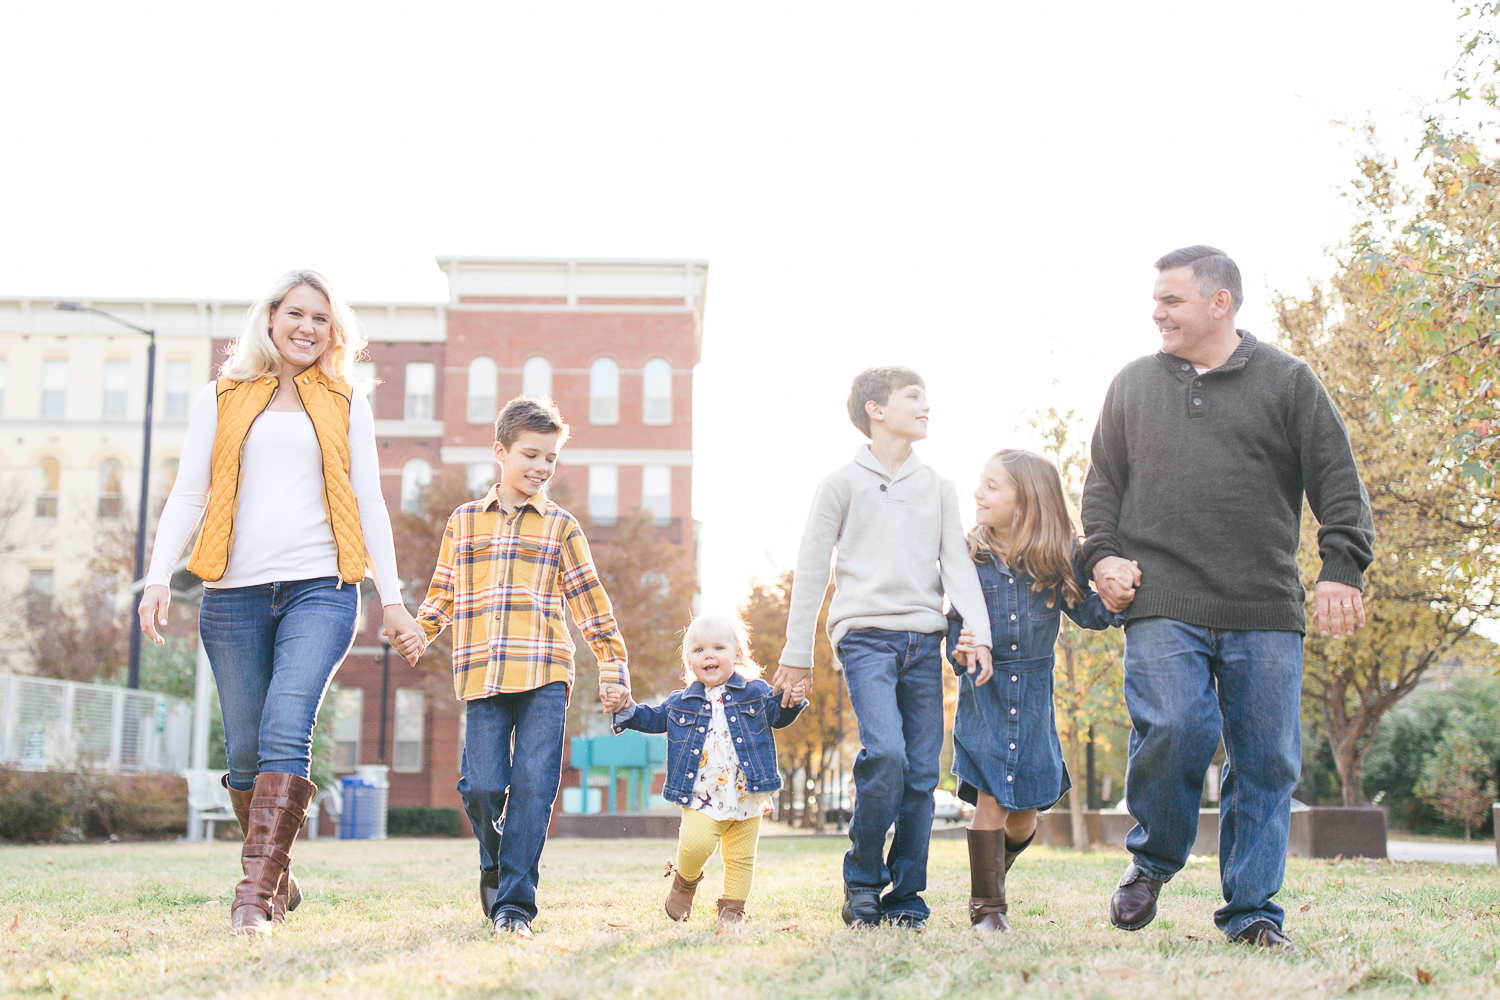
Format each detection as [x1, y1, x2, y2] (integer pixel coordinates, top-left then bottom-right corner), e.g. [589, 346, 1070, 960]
[1099, 966, 1136, 978]
[1416, 967, 1433, 985]
[605, 922, 630, 929]
[1184, 934, 1201, 941]
[555, 941, 570, 952]
[776, 924, 799, 932]
[6, 914, 16, 933]
[1300, 903, 1313, 912]
[1020, 971, 1031, 983]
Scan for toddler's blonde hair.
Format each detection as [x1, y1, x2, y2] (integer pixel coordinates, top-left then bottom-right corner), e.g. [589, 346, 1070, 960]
[680, 613, 762, 684]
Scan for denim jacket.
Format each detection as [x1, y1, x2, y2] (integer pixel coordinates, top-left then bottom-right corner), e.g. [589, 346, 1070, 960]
[946, 550, 1125, 668]
[611, 674, 806, 806]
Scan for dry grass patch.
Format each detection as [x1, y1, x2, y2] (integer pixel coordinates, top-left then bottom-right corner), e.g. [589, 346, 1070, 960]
[2, 835, 1498, 998]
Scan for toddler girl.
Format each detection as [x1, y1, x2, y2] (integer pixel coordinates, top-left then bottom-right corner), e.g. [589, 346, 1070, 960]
[607, 613, 806, 924]
[949, 449, 1131, 931]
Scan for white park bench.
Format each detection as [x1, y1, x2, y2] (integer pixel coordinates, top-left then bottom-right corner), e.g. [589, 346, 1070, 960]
[183, 768, 238, 841]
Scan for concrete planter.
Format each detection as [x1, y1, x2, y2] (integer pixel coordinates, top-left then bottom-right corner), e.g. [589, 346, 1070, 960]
[554, 813, 680, 838]
[1034, 805, 1387, 859]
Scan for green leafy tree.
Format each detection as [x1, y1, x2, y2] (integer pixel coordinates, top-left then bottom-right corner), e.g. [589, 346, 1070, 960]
[1415, 727, 1496, 840]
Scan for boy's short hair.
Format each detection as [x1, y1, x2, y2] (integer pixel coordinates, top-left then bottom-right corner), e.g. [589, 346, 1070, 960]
[494, 395, 570, 448]
[847, 366, 925, 437]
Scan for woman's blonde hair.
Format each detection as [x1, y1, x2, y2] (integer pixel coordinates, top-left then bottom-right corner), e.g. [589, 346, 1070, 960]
[967, 449, 1085, 609]
[680, 612, 763, 684]
[219, 269, 366, 384]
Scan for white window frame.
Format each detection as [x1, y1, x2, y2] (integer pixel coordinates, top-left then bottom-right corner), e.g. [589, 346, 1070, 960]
[642, 358, 672, 425]
[642, 464, 672, 525]
[467, 356, 497, 424]
[400, 458, 432, 514]
[393, 687, 425, 773]
[102, 358, 129, 418]
[404, 361, 435, 421]
[332, 687, 364, 772]
[589, 464, 619, 525]
[41, 358, 67, 418]
[164, 359, 192, 418]
[522, 356, 553, 399]
[589, 358, 619, 425]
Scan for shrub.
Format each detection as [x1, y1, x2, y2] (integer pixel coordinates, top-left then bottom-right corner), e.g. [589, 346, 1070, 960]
[0, 768, 187, 843]
[386, 807, 464, 837]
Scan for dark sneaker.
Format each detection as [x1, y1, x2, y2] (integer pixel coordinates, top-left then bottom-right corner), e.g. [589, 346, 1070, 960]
[493, 912, 532, 938]
[480, 867, 499, 919]
[1109, 862, 1163, 931]
[883, 912, 927, 930]
[1233, 919, 1296, 953]
[841, 887, 881, 928]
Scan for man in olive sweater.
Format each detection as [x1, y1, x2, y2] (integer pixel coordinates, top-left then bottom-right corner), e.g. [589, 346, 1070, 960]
[1080, 246, 1374, 952]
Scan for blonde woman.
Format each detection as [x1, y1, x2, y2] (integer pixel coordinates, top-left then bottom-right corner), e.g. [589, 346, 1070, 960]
[140, 270, 425, 938]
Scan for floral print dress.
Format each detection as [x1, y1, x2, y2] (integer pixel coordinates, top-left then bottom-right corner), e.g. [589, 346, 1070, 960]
[690, 684, 774, 821]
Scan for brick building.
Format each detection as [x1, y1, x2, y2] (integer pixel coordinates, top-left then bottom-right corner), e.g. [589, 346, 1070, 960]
[1, 256, 707, 810]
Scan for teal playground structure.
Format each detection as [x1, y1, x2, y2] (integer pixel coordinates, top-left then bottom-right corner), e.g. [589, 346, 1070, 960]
[563, 729, 668, 814]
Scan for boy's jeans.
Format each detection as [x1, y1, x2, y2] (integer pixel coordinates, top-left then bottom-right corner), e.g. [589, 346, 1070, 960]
[458, 681, 568, 923]
[836, 628, 944, 921]
[1121, 617, 1303, 938]
[198, 577, 358, 791]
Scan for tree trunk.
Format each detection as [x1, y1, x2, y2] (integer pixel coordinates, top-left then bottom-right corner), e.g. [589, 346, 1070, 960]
[1059, 633, 1089, 851]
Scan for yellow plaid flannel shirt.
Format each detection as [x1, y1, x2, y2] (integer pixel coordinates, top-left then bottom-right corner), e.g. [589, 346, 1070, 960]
[417, 486, 629, 700]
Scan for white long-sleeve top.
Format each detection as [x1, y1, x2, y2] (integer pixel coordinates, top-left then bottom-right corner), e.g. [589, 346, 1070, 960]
[145, 381, 403, 605]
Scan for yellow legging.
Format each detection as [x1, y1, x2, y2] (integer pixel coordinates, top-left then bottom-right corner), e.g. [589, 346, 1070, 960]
[676, 809, 761, 902]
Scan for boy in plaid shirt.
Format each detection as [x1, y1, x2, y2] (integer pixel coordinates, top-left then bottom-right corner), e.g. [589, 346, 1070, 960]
[418, 396, 630, 937]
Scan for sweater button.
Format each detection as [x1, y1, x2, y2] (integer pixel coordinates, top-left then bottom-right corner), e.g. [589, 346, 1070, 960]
[1180, 363, 1191, 371]
[1194, 380, 1202, 387]
[1192, 397, 1203, 406]
[879, 484, 888, 491]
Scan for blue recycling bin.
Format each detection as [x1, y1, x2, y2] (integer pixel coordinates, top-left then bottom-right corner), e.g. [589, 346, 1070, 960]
[339, 776, 388, 839]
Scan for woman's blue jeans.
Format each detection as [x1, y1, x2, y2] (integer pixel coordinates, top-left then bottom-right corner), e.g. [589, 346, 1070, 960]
[1121, 617, 1303, 938]
[836, 628, 945, 922]
[198, 577, 358, 792]
[458, 682, 568, 923]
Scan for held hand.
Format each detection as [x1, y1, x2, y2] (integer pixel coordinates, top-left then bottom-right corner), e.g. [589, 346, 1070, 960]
[599, 682, 632, 713]
[970, 644, 994, 687]
[1093, 556, 1141, 614]
[789, 678, 808, 702]
[139, 585, 171, 646]
[771, 664, 812, 708]
[381, 604, 426, 666]
[1315, 581, 1366, 639]
[950, 627, 976, 668]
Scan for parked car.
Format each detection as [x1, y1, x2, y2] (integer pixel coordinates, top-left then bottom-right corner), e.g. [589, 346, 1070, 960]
[933, 789, 973, 822]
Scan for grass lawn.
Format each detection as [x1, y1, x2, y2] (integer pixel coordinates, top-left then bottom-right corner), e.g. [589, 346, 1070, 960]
[3, 834, 1499, 999]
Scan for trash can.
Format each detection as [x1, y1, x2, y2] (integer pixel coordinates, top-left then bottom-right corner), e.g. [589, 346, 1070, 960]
[339, 765, 389, 839]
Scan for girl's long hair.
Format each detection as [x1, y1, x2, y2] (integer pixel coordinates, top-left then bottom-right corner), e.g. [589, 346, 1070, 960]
[219, 269, 365, 384]
[966, 449, 1086, 609]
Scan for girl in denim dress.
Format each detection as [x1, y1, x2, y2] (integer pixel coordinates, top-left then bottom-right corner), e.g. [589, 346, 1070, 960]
[948, 449, 1129, 931]
[607, 614, 806, 925]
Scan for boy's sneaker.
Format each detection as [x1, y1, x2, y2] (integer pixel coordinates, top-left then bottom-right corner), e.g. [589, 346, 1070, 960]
[480, 867, 499, 918]
[493, 912, 532, 938]
[883, 912, 927, 930]
[841, 887, 881, 928]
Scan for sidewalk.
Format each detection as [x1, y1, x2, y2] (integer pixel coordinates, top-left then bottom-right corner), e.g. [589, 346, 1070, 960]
[1386, 839, 1496, 865]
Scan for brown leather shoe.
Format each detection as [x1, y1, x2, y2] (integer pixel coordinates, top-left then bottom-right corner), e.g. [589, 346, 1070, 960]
[1233, 919, 1297, 952]
[1109, 862, 1163, 931]
[223, 775, 300, 924]
[664, 866, 704, 921]
[715, 898, 746, 925]
[229, 772, 316, 937]
[966, 829, 1010, 931]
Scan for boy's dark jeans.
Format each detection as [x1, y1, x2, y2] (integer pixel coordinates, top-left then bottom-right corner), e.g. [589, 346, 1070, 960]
[458, 681, 568, 923]
[837, 628, 945, 921]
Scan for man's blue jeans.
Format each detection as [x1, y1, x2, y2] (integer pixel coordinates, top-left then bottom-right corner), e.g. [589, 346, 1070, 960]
[459, 682, 568, 923]
[837, 628, 945, 921]
[1121, 617, 1303, 938]
[198, 577, 358, 791]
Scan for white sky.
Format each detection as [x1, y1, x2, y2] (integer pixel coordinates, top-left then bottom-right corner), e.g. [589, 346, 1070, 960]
[0, 1, 1474, 615]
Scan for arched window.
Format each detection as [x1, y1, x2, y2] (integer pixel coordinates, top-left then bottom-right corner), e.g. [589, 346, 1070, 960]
[522, 356, 552, 399]
[98, 458, 124, 518]
[467, 356, 497, 424]
[400, 458, 432, 514]
[590, 358, 619, 425]
[35, 458, 60, 518]
[643, 358, 672, 425]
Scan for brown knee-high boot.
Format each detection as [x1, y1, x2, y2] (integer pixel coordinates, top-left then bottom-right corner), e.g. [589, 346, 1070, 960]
[230, 772, 316, 937]
[967, 829, 1010, 931]
[222, 775, 302, 923]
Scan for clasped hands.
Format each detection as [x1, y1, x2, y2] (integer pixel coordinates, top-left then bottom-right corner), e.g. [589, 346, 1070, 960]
[381, 604, 427, 666]
[600, 673, 809, 715]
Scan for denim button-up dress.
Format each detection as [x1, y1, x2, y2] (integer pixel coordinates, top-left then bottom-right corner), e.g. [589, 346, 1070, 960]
[946, 552, 1123, 811]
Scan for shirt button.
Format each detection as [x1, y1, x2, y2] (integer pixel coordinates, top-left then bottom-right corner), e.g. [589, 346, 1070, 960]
[1011, 644, 1018, 651]
[1009, 613, 1017, 620]
[1192, 397, 1203, 406]
[1010, 708, 1017, 716]
[1006, 775, 1014, 783]
[697, 727, 705, 733]
[1011, 675, 1018, 682]
[1008, 578, 1014, 584]
[1010, 743, 1016, 750]
[681, 797, 689, 804]
[1180, 363, 1191, 371]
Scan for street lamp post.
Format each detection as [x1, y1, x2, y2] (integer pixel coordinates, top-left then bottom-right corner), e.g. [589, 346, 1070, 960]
[378, 635, 392, 764]
[55, 302, 155, 690]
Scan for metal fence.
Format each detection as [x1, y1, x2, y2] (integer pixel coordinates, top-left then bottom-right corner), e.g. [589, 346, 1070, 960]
[0, 673, 192, 773]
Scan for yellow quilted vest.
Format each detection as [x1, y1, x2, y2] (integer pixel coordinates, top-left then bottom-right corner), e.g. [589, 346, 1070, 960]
[187, 366, 367, 584]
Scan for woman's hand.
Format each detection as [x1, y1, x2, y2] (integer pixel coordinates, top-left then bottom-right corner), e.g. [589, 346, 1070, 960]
[139, 585, 171, 646]
[382, 604, 427, 666]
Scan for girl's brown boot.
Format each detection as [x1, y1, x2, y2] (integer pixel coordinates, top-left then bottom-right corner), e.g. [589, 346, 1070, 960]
[664, 865, 705, 921]
[716, 898, 746, 925]
[967, 828, 1010, 931]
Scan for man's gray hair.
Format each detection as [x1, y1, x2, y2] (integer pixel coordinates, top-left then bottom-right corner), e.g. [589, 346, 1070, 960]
[1155, 245, 1243, 313]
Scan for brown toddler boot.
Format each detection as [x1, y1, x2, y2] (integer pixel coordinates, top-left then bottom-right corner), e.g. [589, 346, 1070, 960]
[716, 898, 746, 925]
[967, 828, 1010, 931]
[664, 864, 705, 921]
